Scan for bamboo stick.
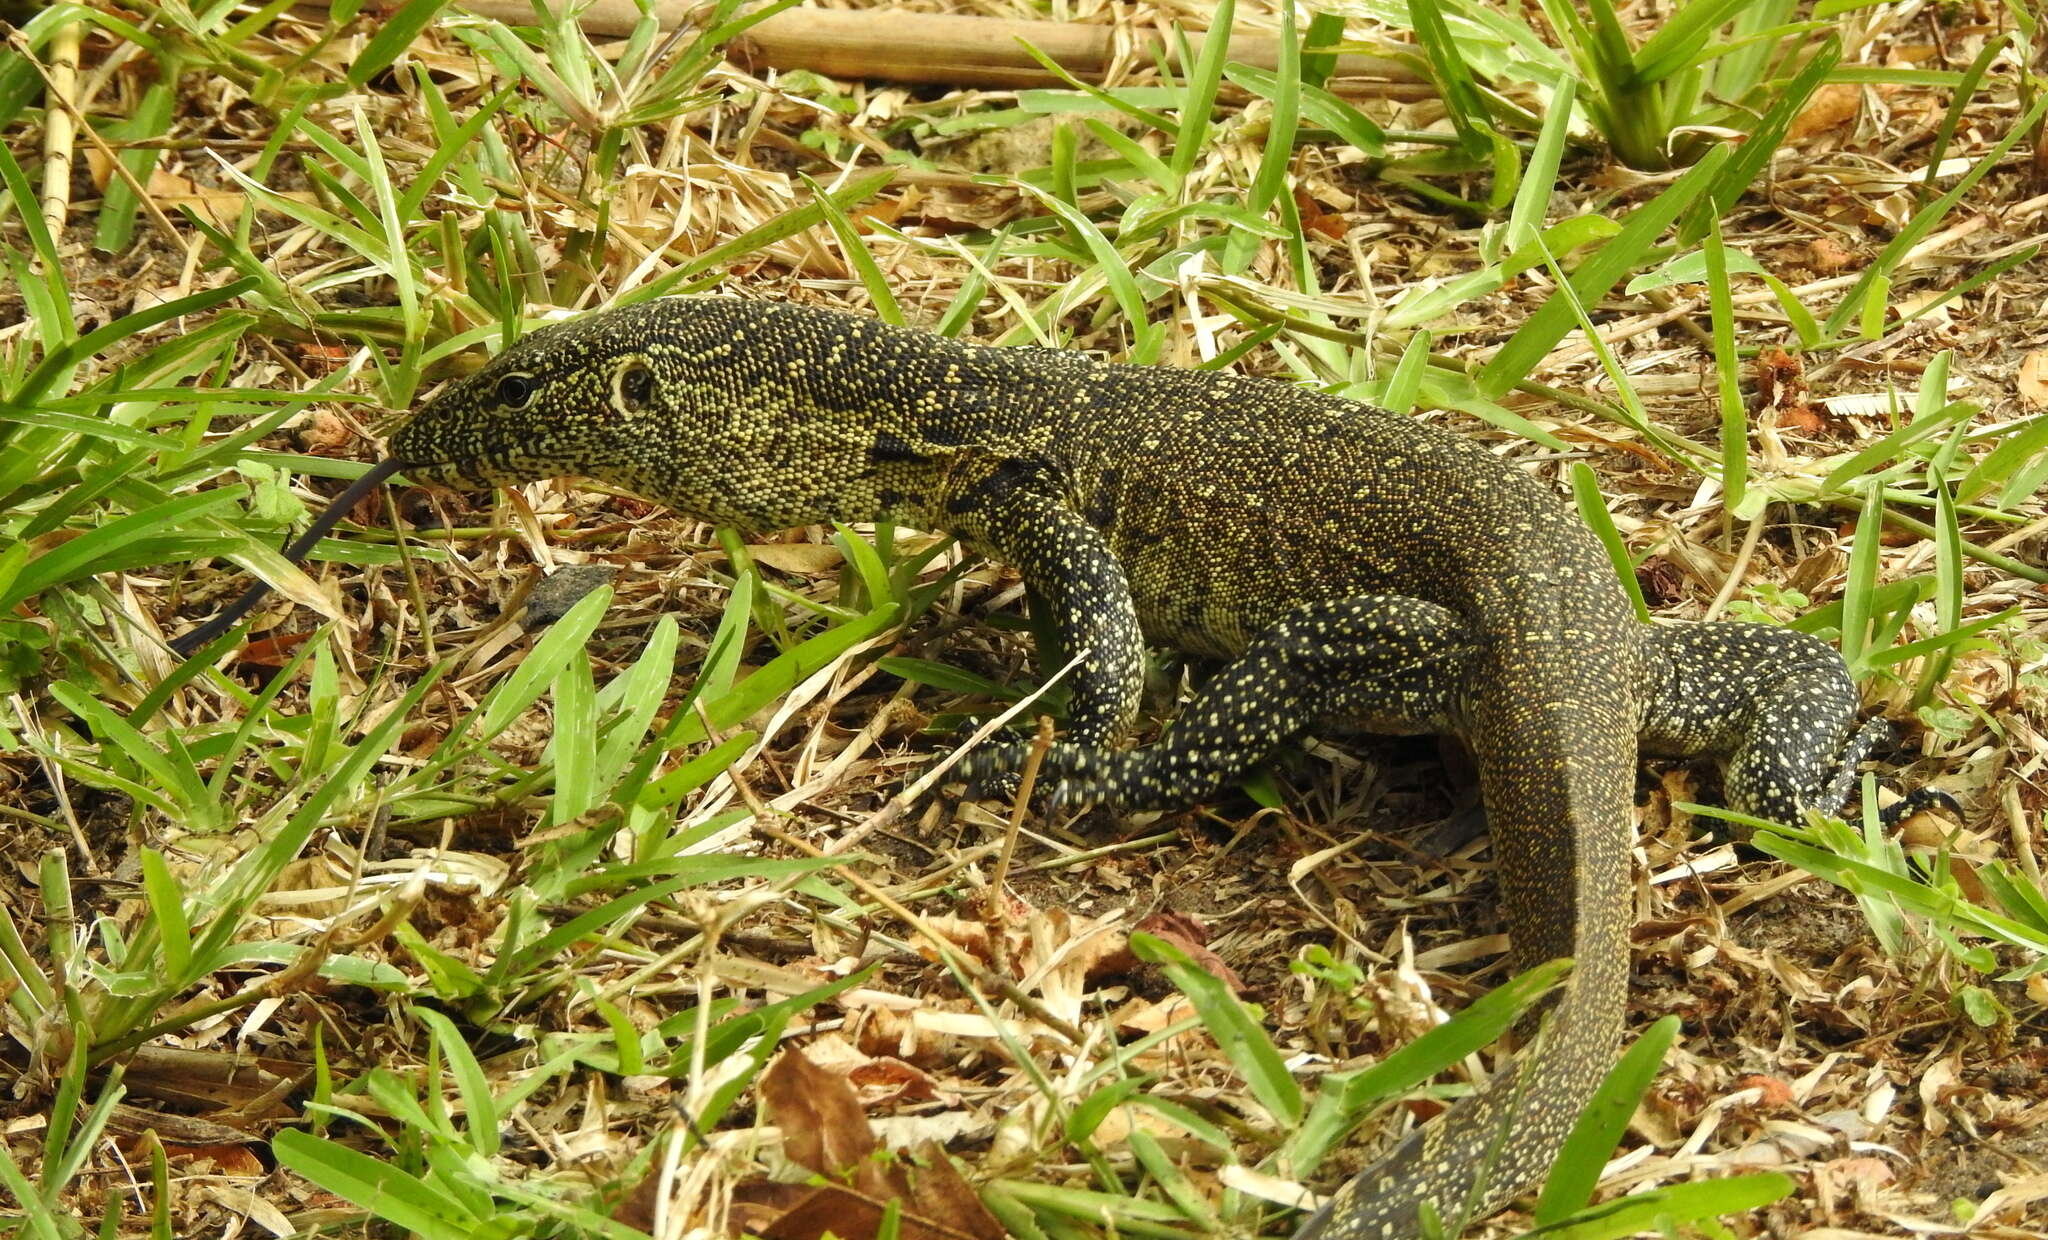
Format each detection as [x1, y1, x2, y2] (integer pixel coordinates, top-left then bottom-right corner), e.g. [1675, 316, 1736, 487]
[423, 2, 1425, 94]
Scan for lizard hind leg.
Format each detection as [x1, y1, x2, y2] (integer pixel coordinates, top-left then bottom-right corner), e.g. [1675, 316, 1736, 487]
[973, 594, 1478, 814]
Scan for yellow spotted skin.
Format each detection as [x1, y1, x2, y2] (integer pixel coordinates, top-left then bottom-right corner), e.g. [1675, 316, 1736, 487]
[390, 295, 1895, 1238]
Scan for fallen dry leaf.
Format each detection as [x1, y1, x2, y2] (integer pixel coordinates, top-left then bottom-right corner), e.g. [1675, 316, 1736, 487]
[760, 1047, 889, 1197]
[1136, 911, 1246, 993]
[2018, 349, 2048, 409]
[1789, 83, 1862, 142]
[1735, 1073, 1797, 1109]
[752, 1048, 1004, 1240]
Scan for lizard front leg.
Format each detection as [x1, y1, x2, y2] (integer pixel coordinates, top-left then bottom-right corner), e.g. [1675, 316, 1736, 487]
[942, 469, 1148, 774]
[1638, 621, 1951, 824]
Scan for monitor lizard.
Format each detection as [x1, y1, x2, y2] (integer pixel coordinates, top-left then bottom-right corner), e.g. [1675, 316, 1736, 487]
[190, 294, 1940, 1237]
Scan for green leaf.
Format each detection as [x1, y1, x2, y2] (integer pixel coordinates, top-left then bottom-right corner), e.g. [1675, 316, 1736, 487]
[1130, 930, 1301, 1126]
[1535, 1016, 1679, 1222]
[1479, 145, 1730, 399]
[478, 586, 612, 740]
[1537, 1172, 1794, 1237]
[1703, 216, 1748, 515]
[1573, 463, 1649, 623]
[349, 0, 453, 87]
[1224, 63, 1387, 156]
[1170, 0, 1236, 186]
[271, 1129, 479, 1240]
[411, 1008, 502, 1157]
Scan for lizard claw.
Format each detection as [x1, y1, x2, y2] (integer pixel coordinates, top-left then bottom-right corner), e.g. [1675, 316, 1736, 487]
[1876, 785, 1962, 826]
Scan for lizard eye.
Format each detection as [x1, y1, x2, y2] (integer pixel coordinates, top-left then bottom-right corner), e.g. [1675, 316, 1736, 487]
[495, 373, 537, 409]
[615, 361, 655, 414]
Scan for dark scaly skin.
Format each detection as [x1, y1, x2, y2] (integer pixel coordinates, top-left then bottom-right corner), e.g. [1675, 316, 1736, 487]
[388, 296, 1898, 1237]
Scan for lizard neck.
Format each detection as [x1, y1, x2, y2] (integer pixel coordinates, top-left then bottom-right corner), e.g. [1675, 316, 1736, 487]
[619, 300, 1080, 533]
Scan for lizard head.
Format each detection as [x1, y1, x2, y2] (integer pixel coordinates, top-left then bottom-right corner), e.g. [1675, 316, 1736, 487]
[389, 300, 693, 495]
[389, 294, 988, 531]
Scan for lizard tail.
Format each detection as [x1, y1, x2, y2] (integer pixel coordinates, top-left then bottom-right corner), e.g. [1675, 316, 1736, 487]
[1295, 685, 1635, 1239]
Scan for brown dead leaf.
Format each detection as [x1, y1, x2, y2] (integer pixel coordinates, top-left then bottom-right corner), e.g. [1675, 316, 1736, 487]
[296, 410, 357, 456]
[82, 148, 307, 229]
[1293, 188, 1346, 239]
[747, 543, 846, 574]
[920, 913, 993, 965]
[1753, 346, 1803, 410]
[1774, 404, 1828, 434]
[161, 1143, 266, 1176]
[751, 1050, 1002, 1240]
[1632, 556, 1687, 609]
[757, 1181, 993, 1240]
[1135, 911, 1246, 993]
[759, 1047, 889, 1196]
[850, 191, 910, 228]
[903, 1140, 1004, 1240]
[232, 632, 316, 669]
[1736, 1073, 1797, 1109]
[1822, 1155, 1894, 1190]
[1789, 83, 1861, 142]
[1114, 992, 1198, 1036]
[607, 1163, 667, 1231]
[2018, 350, 2048, 409]
[1897, 812, 1991, 902]
[848, 1056, 941, 1106]
[1807, 236, 1856, 273]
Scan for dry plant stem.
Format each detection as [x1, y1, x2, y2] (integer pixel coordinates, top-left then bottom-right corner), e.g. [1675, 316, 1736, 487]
[1702, 514, 1766, 623]
[1711, 865, 1816, 918]
[9, 27, 183, 251]
[750, 819, 1086, 1048]
[985, 714, 1056, 977]
[993, 714, 1055, 896]
[2004, 781, 2042, 890]
[682, 888, 727, 1188]
[36, 22, 78, 238]
[1864, 502, 2047, 584]
[1983, 511, 2048, 557]
[821, 647, 1088, 858]
[871, 828, 1183, 915]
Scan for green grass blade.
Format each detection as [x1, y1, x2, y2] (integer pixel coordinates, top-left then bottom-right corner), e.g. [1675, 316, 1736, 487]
[1128, 930, 1301, 1127]
[1839, 481, 1883, 675]
[1502, 75, 1575, 257]
[271, 1130, 479, 1239]
[1478, 145, 1730, 399]
[549, 646, 599, 826]
[1301, 9, 1347, 88]
[1224, 63, 1387, 156]
[412, 1008, 501, 1156]
[1573, 463, 1650, 622]
[1534, 1015, 1679, 1223]
[1169, 0, 1236, 187]
[348, 0, 451, 87]
[478, 585, 612, 740]
[1823, 92, 2048, 337]
[1408, 0, 1497, 158]
[1690, 41, 1840, 243]
[801, 171, 902, 325]
[1925, 33, 2009, 194]
[1703, 215, 1748, 514]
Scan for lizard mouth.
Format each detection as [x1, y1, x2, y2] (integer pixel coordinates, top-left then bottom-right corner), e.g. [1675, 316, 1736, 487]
[394, 456, 511, 492]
